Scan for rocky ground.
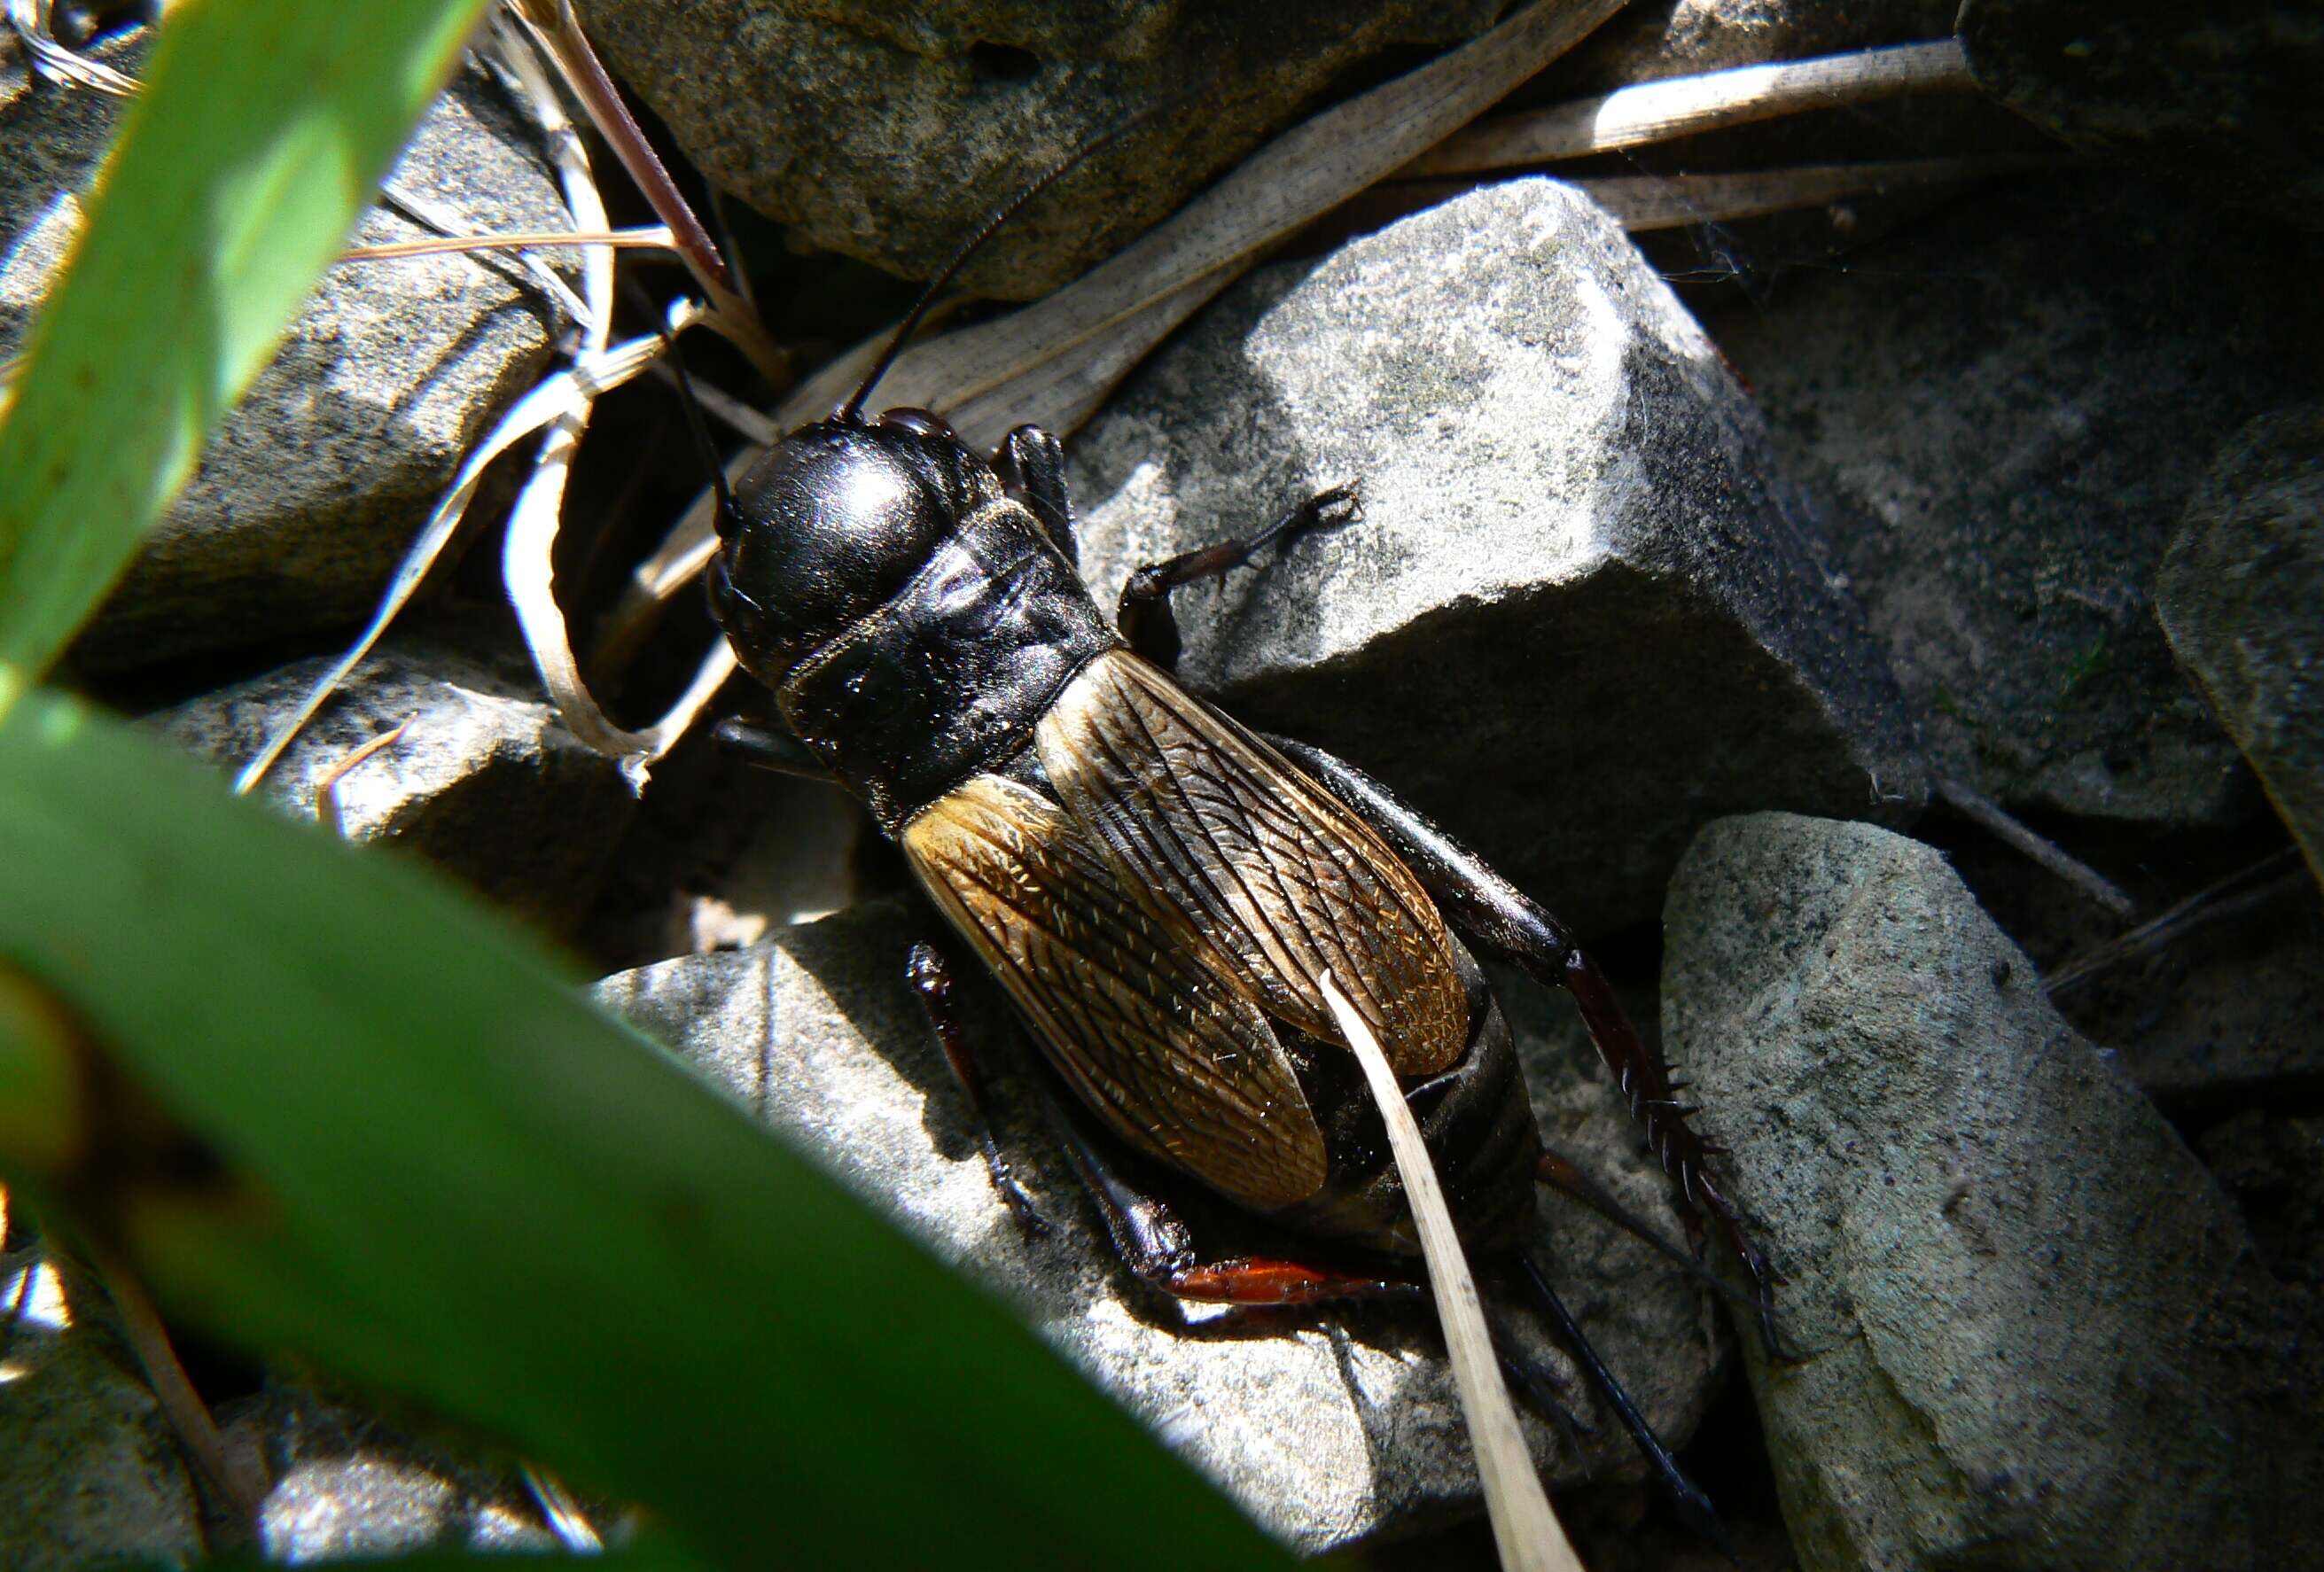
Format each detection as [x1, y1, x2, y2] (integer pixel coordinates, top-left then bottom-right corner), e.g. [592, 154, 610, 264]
[4, 2, 2320, 1568]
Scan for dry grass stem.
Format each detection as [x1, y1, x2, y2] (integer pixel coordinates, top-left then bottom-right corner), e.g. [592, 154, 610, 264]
[502, 306, 738, 778]
[775, 0, 1631, 452]
[313, 717, 414, 839]
[502, 0, 785, 385]
[79, 1243, 271, 1528]
[1406, 39, 1975, 177]
[381, 180, 594, 335]
[339, 225, 676, 264]
[233, 325, 682, 794]
[1316, 973, 1581, 1572]
[7, 0, 140, 96]
[1571, 153, 2064, 231]
[493, 13, 743, 780]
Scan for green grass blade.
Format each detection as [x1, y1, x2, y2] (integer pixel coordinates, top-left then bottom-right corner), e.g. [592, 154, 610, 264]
[0, 0, 488, 706]
[0, 689, 1288, 1568]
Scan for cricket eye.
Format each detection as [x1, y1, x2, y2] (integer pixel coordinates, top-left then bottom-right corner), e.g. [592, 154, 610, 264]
[877, 407, 957, 443]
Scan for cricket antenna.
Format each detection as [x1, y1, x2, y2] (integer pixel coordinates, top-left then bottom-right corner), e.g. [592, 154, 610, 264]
[629, 276, 739, 539]
[838, 90, 1197, 425]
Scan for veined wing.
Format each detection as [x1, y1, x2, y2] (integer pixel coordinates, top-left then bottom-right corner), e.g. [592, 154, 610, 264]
[1034, 650, 1467, 1076]
[902, 771, 1329, 1211]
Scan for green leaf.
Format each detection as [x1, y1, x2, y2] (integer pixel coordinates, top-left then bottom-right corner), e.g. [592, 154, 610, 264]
[0, 690, 1288, 1568]
[0, 0, 487, 705]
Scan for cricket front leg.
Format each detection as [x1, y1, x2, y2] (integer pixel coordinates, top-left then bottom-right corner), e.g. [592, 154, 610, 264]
[1116, 483, 1361, 672]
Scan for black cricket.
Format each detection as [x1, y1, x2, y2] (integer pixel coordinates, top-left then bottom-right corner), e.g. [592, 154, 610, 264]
[690, 152, 1776, 1537]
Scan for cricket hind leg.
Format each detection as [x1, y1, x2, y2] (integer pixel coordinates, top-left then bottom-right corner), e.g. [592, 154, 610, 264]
[1115, 482, 1362, 671]
[1258, 733, 1782, 1358]
[1027, 1070, 1426, 1312]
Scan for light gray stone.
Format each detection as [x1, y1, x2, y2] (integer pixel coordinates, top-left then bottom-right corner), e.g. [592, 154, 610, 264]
[218, 1387, 567, 1563]
[1713, 175, 2315, 828]
[0, 1248, 206, 1571]
[2156, 407, 2324, 891]
[1067, 178, 1923, 938]
[0, 36, 569, 669]
[595, 898, 1726, 1553]
[571, 0, 1501, 299]
[148, 632, 635, 933]
[1663, 812, 2312, 1572]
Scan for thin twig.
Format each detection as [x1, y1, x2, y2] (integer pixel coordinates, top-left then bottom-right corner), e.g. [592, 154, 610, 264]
[2045, 848, 2311, 1000]
[379, 181, 594, 335]
[502, 0, 786, 385]
[339, 225, 675, 263]
[1936, 777, 2139, 921]
[500, 300, 739, 777]
[495, 15, 745, 777]
[1318, 973, 1580, 1572]
[234, 328, 677, 794]
[78, 1243, 271, 1528]
[1567, 154, 2066, 231]
[313, 716, 415, 839]
[1406, 39, 1976, 177]
[1933, 775, 2128, 914]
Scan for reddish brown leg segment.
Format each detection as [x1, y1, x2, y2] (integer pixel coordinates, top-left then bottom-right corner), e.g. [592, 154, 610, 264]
[1029, 1073, 1423, 1311]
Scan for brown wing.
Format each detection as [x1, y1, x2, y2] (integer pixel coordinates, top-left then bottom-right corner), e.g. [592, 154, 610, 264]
[902, 772, 1329, 1211]
[1034, 650, 1468, 1076]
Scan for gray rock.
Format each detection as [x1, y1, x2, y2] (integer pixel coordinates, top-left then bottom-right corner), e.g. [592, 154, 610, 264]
[148, 633, 635, 933]
[2156, 407, 2324, 891]
[1663, 812, 2311, 1572]
[571, 0, 1500, 299]
[1960, 0, 2324, 232]
[1067, 177, 1923, 938]
[0, 1248, 206, 1571]
[594, 899, 1725, 1553]
[0, 37, 569, 670]
[1713, 175, 2315, 828]
[217, 1387, 568, 1562]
